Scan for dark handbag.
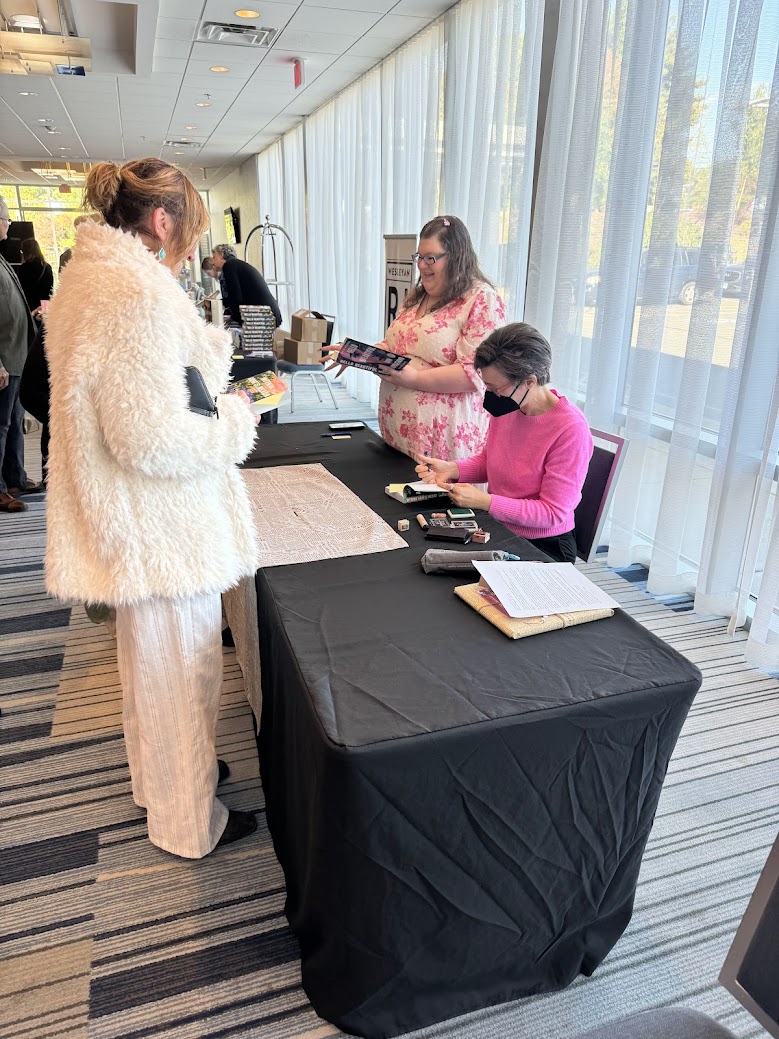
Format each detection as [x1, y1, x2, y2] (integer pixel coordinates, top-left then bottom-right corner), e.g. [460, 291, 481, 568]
[185, 366, 218, 418]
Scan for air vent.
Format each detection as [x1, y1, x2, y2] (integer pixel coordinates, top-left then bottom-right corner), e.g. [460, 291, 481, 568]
[197, 21, 276, 47]
[165, 140, 199, 149]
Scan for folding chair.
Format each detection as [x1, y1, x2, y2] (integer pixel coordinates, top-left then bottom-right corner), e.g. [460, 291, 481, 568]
[276, 359, 339, 413]
[573, 428, 627, 562]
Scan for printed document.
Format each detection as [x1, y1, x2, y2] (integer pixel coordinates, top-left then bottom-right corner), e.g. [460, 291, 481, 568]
[473, 561, 620, 619]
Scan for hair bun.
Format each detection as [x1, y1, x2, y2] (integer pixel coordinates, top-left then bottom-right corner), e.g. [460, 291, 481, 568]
[84, 162, 122, 216]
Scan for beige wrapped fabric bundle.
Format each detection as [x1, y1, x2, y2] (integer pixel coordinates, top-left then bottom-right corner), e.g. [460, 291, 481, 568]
[454, 581, 614, 639]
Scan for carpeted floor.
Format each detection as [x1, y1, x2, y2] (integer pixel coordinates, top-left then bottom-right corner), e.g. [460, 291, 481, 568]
[1, 421, 776, 1039]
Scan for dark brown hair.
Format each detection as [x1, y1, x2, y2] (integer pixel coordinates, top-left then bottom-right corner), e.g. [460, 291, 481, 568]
[22, 238, 45, 263]
[404, 215, 492, 313]
[83, 158, 208, 265]
[474, 323, 552, 385]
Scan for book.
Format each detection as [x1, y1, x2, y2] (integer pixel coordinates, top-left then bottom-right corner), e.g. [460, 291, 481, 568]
[385, 482, 449, 504]
[455, 580, 614, 639]
[337, 338, 411, 374]
[228, 372, 288, 414]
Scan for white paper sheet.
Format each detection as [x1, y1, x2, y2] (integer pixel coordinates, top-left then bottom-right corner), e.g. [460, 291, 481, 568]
[472, 561, 620, 619]
[405, 479, 448, 493]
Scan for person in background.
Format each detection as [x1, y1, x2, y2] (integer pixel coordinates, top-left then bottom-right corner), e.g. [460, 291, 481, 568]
[201, 255, 217, 286]
[45, 157, 261, 859]
[416, 323, 593, 564]
[211, 243, 282, 328]
[18, 238, 54, 314]
[0, 199, 40, 513]
[20, 248, 74, 482]
[329, 215, 505, 461]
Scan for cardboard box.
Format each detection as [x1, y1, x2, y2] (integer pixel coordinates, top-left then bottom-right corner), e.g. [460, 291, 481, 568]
[290, 309, 328, 344]
[284, 337, 324, 366]
[273, 327, 289, 359]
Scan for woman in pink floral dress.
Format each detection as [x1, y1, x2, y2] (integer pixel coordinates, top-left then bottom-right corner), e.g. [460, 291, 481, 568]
[376, 216, 506, 461]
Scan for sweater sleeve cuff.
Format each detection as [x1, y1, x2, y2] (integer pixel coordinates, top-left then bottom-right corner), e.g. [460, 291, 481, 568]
[488, 494, 524, 526]
[456, 457, 487, 483]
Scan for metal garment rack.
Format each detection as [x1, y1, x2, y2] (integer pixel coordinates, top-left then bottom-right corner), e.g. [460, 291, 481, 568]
[244, 215, 294, 304]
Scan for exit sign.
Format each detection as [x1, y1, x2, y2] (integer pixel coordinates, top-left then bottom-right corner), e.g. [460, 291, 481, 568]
[293, 57, 304, 89]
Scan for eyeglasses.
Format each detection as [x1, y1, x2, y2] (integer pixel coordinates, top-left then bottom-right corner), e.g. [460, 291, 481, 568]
[412, 252, 447, 266]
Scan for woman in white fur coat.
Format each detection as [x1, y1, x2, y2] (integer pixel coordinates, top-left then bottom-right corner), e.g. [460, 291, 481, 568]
[45, 158, 260, 858]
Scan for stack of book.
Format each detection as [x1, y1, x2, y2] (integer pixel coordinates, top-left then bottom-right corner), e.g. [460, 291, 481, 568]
[239, 305, 276, 356]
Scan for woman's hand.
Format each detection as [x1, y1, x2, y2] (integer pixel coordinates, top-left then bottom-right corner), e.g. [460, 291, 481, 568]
[415, 455, 458, 485]
[446, 483, 492, 512]
[377, 365, 419, 390]
[322, 344, 347, 378]
[233, 389, 260, 425]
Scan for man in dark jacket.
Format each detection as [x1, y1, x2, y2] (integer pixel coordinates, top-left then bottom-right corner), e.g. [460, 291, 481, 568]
[0, 199, 40, 512]
[211, 244, 282, 328]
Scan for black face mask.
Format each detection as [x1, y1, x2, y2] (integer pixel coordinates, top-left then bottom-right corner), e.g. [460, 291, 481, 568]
[483, 382, 530, 417]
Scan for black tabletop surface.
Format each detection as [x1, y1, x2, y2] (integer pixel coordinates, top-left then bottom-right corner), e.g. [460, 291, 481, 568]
[244, 422, 702, 749]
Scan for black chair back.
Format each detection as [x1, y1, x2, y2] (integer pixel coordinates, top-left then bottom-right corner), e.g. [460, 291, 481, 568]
[574, 429, 626, 562]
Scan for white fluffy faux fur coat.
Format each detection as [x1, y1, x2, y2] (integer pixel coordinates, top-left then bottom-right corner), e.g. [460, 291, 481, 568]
[44, 221, 259, 606]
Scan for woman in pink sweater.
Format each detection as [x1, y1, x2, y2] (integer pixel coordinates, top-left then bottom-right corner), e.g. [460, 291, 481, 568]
[416, 322, 593, 563]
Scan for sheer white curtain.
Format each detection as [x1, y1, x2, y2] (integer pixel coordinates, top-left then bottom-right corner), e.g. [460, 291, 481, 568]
[381, 22, 444, 235]
[255, 142, 296, 324]
[696, 37, 779, 668]
[306, 68, 384, 402]
[441, 0, 544, 316]
[527, 0, 779, 655]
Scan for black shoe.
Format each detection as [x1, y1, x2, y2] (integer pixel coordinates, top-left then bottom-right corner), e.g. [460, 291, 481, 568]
[216, 809, 257, 847]
[221, 626, 235, 648]
[217, 758, 230, 784]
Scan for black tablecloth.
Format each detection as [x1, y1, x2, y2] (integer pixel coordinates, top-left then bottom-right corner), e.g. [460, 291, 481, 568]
[245, 424, 702, 1039]
[230, 354, 278, 424]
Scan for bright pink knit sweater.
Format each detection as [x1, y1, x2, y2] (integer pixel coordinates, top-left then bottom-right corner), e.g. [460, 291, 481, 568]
[456, 391, 593, 539]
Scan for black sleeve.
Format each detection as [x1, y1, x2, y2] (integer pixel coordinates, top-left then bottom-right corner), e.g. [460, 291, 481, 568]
[19, 327, 50, 423]
[42, 264, 54, 301]
[222, 260, 243, 314]
[253, 270, 282, 328]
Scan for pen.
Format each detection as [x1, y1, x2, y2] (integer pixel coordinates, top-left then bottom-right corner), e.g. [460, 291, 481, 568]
[416, 514, 429, 530]
[321, 433, 351, 439]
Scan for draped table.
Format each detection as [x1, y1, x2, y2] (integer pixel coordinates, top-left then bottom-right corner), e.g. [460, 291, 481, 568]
[238, 423, 702, 1039]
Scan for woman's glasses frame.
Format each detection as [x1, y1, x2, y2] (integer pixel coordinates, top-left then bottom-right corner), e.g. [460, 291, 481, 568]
[412, 252, 447, 266]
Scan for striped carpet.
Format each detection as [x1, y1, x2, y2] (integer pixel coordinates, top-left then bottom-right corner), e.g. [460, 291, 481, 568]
[1, 430, 777, 1039]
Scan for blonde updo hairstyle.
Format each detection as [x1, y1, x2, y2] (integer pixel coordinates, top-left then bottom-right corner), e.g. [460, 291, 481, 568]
[83, 158, 208, 265]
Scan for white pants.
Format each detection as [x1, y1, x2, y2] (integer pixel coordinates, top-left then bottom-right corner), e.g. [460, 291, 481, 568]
[115, 592, 229, 859]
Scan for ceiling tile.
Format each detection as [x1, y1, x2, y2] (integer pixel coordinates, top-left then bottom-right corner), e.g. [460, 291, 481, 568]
[185, 59, 257, 78]
[390, 0, 454, 14]
[345, 35, 397, 58]
[301, 0, 395, 10]
[274, 28, 358, 55]
[156, 17, 200, 41]
[189, 41, 267, 66]
[286, 6, 381, 35]
[365, 13, 432, 39]
[201, 0, 298, 29]
[159, 0, 207, 17]
[154, 58, 189, 73]
[154, 38, 194, 59]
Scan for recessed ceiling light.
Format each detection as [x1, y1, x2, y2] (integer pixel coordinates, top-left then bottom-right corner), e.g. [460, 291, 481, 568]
[38, 117, 51, 123]
[234, 9, 259, 17]
[58, 146, 70, 150]
[185, 125, 198, 130]
[180, 137, 193, 141]
[210, 66, 230, 73]
[47, 128, 62, 135]
[196, 101, 212, 107]
[18, 91, 38, 96]
[175, 151, 186, 155]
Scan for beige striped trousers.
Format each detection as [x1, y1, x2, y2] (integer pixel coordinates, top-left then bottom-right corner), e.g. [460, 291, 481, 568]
[115, 592, 229, 859]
